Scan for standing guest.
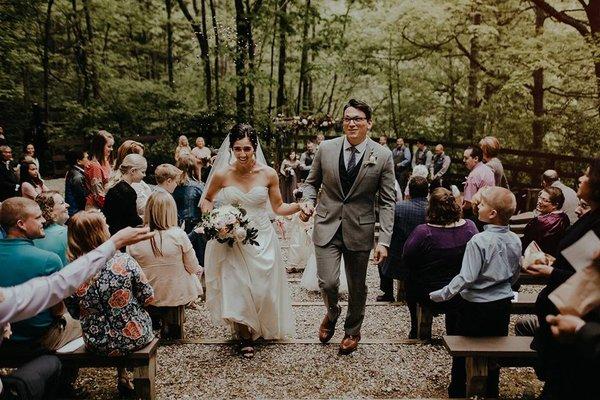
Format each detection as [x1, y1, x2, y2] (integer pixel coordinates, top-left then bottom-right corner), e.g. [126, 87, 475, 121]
[479, 136, 508, 188]
[19, 159, 48, 199]
[67, 211, 154, 395]
[64, 150, 89, 216]
[0, 145, 19, 201]
[379, 176, 429, 303]
[85, 130, 114, 210]
[430, 187, 521, 398]
[128, 192, 203, 334]
[541, 169, 579, 224]
[411, 137, 432, 170]
[315, 133, 325, 149]
[526, 160, 600, 399]
[173, 154, 204, 233]
[378, 135, 388, 147]
[191, 136, 212, 181]
[429, 144, 451, 190]
[403, 187, 478, 338]
[174, 135, 192, 162]
[462, 145, 495, 224]
[23, 143, 40, 172]
[34, 191, 70, 265]
[279, 150, 301, 203]
[392, 137, 411, 194]
[114, 140, 151, 216]
[298, 141, 316, 181]
[114, 140, 144, 171]
[103, 154, 145, 236]
[521, 187, 570, 257]
[154, 163, 182, 193]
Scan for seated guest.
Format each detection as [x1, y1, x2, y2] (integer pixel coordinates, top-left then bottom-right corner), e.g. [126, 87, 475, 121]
[64, 150, 89, 216]
[154, 163, 182, 194]
[430, 187, 521, 398]
[521, 186, 570, 257]
[575, 197, 591, 219]
[85, 130, 114, 210]
[526, 159, 600, 399]
[67, 211, 154, 395]
[404, 164, 429, 199]
[102, 154, 145, 235]
[402, 187, 478, 338]
[114, 140, 151, 216]
[0, 198, 83, 396]
[22, 143, 40, 173]
[127, 192, 203, 328]
[173, 154, 204, 233]
[379, 176, 429, 302]
[34, 191, 70, 265]
[19, 159, 48, 199]
[541, 169, 579, 224]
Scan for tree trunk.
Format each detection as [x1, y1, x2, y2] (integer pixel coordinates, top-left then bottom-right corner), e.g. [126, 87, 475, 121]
[586, 0, 600, 113]
[267, 0, 278, 116]
[70, 0, 90, 104]
[532, 7, 546, 148]
[82, 0, 100, 99]
[245, 0, 256, 122]
[387, 34, 397, 132]
[209, 0, 220, 107]
[466, 11, 481, 140]
[42, 0, 55, 124]
[296, 0, 311, 115]
[234, 0, 248, 121]
[276, 0, 287, 115]
[165, 0, 174, 89]
[326, 74, 337, 116]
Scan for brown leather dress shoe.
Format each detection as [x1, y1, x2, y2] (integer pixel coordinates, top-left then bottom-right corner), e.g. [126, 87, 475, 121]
[319, 305, 341, 343]
[339, 333, 361, 355]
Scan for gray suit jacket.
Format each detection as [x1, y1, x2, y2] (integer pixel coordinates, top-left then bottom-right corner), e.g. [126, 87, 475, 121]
[301, 136, 396, 251]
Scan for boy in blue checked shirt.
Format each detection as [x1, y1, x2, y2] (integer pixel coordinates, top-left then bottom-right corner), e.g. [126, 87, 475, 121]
[430, 186, 522, 398]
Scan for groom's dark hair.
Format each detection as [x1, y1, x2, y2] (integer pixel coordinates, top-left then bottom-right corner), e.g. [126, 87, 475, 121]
[343, 99, 372, 121]
[229, 123, 259, 150]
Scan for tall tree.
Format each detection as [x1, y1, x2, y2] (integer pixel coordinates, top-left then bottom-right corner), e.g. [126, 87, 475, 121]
[42, 0, 55, 123]
[165, 0, 174, 89]
[82, 0, 100, 99]
[531, 7, 546, 148]
[296, 0, 311, 114]
[276, 0, 288, 115]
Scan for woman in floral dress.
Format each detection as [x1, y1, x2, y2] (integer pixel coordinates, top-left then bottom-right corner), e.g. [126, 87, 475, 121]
[67, 210, 154, 395]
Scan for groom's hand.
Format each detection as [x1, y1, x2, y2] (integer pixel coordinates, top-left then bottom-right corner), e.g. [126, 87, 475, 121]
[298, 202, 314, 222]
[373, 244, 388, 265]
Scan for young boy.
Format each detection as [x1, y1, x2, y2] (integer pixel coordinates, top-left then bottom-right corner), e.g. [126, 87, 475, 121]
[154, 163, 182, 193]
[430, 186, 522, 398]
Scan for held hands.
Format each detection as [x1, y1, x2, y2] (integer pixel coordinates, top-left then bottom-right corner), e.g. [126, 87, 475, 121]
[298, 202, 314, 222]
[373, 244, 388, 265]
[546, 314, 586, 342]
[111, 226, 155, 249]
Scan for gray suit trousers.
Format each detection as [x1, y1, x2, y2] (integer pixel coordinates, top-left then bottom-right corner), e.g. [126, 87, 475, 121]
[315, 227, 371, 336]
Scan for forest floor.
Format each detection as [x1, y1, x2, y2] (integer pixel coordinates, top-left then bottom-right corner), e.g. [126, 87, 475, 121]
[45, 178, 543, 399]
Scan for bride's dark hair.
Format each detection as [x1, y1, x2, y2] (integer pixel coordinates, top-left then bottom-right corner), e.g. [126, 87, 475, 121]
[229, 123, 259, 150]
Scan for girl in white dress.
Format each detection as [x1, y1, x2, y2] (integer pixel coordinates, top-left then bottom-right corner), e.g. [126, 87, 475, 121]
[201, 124, 312, 358]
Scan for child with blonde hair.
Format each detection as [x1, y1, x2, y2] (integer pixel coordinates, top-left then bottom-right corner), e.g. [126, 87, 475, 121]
[154, 163, 182, 194]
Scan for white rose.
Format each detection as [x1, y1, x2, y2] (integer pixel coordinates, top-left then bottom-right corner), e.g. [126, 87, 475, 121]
[234, 227, 247, 241]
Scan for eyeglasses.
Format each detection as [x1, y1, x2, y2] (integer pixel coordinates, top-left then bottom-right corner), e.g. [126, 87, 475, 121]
[343, 117, 367, 124]
[233, 146, 254, 152]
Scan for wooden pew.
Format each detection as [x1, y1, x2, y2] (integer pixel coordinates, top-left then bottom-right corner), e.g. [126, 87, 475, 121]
[518, 271, 548, 285]
[0, 338, 159, 400]
[160, 305, 186, 340]
[416, 293, 537, 340]
[443, 335, 537, 397]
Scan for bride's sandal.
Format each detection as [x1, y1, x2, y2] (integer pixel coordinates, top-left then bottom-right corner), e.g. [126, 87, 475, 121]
[239, 339, 255, 358]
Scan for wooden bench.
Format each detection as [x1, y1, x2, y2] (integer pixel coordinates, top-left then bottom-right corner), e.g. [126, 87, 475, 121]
[518, 271, 548, 285]
[0, 338, 159, 399]
[443, 335, 537, 397]
[162, 306, 186, 340]
[416, 293, 537, 340]
[510, 211, 535, 225]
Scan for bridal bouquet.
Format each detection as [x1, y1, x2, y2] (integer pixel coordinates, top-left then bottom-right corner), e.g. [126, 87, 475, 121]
[200, 204, 259, 247]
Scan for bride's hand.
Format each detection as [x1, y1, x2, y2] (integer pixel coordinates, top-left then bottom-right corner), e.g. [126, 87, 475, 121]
[298, 202, 313, 219]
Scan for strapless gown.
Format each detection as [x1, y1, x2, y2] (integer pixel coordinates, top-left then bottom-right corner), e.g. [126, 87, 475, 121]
[204, 186, 296, 340]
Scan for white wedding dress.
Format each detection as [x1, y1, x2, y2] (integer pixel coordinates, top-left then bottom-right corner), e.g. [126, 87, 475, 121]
[205, 186, 296, 340]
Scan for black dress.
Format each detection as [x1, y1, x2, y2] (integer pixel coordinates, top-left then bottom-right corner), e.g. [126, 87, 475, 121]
[102, 181, 143, 235]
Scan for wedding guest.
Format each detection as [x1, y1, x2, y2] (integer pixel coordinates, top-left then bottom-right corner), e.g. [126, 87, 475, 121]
[0, 126, 6, 146]
[575, 197, 591, 219]
[154, 163, 182, 194]
[23, 143, 40, 173]
[174, 135, 192, 162]
[379, 176, 429, 303]
[315, 133, 325, 148]
[430, 187, 521, 398]
[392, 138, 411, 194]
[114, 140, 151, 216]
[298, 141, 316, 181]
[479, 136, 508, 188]
[429, 144, 451, 190]
[521, 186, 570, 257]
[0, 145, 19, 201]
[462, 145, 495, 224]
[103, 154, 145, 235]
[173, 154, 204, 233]
[127, 191, 202, 334]
[402, 187, 478, 338]
[527, 159, 600, 399]
[411, 137, 432, 170]
[19, 159, 48, 199]
[378, 135, 388, 147]
[64, 150, 89, 216]
[85, 130, 114, 209]
[34, 191, 70, 265]
[114, 140, 144, 171]
[542, 169, 579, 224]
[192, 136, 212, 181]
[404, 164, 429, 199]
[279, 150, 301, 203]
[67, 211, 154, 395]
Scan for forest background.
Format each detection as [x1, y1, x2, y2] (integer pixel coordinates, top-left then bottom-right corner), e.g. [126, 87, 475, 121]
[0, 0, 598, 176]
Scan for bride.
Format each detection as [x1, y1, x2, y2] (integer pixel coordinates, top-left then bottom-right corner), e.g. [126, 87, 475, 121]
[200, 123, 312, 358]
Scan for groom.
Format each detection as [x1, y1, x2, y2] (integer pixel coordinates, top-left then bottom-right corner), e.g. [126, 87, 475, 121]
[300, 99, 396, 354]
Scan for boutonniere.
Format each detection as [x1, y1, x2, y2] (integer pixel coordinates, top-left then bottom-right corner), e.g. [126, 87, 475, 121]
[365, 150, 377, 166]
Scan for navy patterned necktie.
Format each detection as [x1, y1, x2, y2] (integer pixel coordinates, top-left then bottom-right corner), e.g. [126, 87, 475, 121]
[347, 146, 357, 171]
